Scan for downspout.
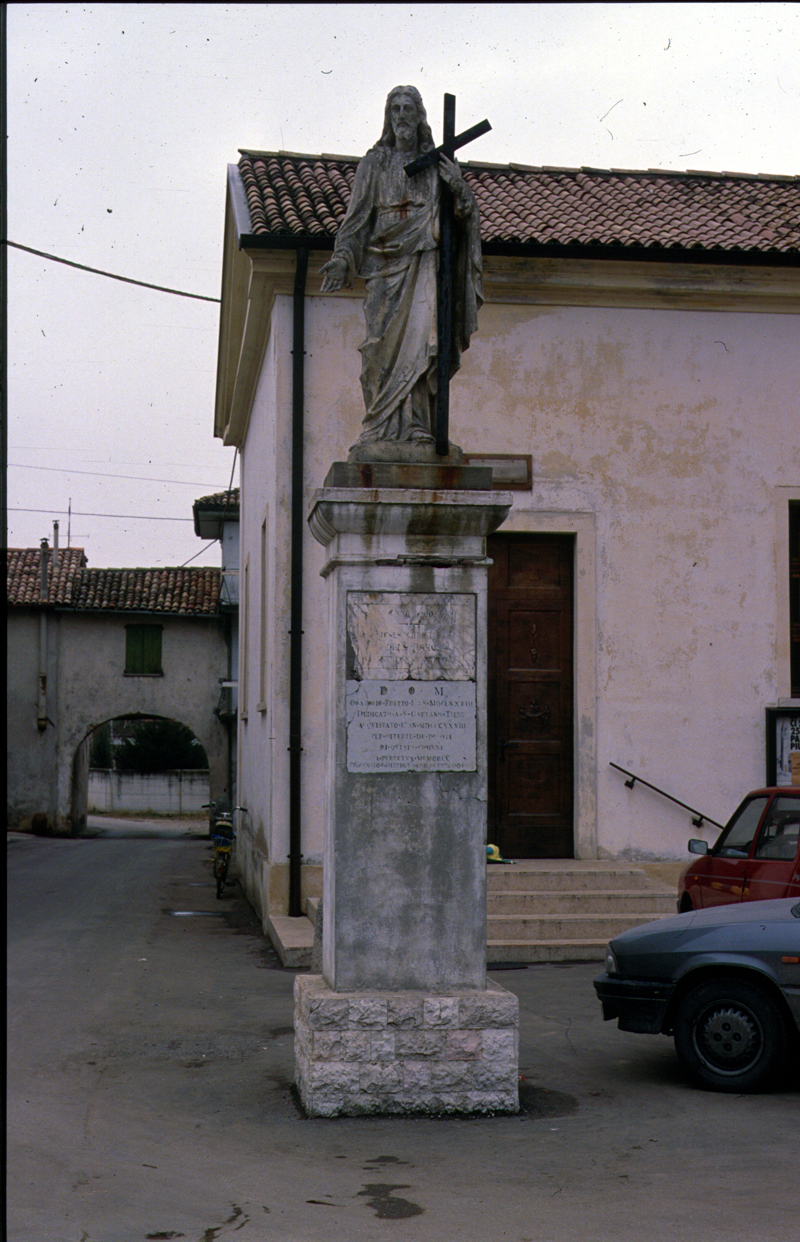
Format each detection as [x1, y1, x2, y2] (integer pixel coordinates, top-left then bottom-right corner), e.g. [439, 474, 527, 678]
[38, 538, 49, 731]
[288, 245, 309, 917]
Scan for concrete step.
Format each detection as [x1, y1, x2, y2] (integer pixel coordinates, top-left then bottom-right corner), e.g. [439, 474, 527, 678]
[487, 888, 677, 916]
[486, 862, 660, 892]
[267, 914, 314, 968]
[487, 939, 610, 964]
[267, 865, 678, 967]
[487, 910, 670, 941]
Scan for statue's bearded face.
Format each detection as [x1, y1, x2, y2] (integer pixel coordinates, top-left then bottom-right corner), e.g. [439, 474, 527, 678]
[390, 94, 418, 146]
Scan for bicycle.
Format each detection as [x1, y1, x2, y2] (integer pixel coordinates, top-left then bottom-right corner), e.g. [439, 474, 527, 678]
[202, 802, 247, 898]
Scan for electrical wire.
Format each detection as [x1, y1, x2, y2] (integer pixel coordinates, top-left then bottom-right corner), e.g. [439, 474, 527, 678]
[180, 447, 239, 567]
[6, 241, 221, 303]
[180, 540, 220, 567]
[10, 463, 223, 486]
[10, 507, 193, 522]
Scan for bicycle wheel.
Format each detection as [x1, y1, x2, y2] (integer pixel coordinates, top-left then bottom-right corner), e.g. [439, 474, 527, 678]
[215, 851, 229, 899]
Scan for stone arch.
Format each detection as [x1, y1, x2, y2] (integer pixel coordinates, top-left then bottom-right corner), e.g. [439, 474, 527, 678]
[66, 709, 229, 834]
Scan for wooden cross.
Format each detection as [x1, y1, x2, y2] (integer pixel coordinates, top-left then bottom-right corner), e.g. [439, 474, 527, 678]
[405, 95, 491, 455]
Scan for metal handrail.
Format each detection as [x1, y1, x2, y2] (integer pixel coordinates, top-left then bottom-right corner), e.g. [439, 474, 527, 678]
[609, 763, 726, 831]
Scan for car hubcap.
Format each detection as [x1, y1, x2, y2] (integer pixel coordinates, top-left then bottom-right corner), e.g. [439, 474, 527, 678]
[697, 1004, 760, 1072]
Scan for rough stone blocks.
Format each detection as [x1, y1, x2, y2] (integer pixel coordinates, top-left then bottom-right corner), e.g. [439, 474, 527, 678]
[294, 974, 519, 1117]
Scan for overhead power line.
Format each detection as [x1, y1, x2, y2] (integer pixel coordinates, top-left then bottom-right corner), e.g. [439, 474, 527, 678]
[181, 447, 239, 566]
[6, 241, 221, 303]
[10, 507, 193, 522]
[10, 463, 224, 486]
[181, 539, 220, 566]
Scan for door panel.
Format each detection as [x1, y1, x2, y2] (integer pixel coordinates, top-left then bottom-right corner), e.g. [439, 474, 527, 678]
[488, 534, 574, 858]
[508, 609, 563, 671]
[699, 794, 768, 908]
[698, 858, 748, 907]
[744, 793, 800, 901]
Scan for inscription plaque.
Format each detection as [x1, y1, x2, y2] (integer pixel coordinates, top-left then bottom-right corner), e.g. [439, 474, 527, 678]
[347, 592, 475, 681]
[345, 591, 478, 773]
[346, 680, 477, 773]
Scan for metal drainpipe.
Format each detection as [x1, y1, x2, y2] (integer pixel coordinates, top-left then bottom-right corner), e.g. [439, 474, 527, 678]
[288, 245, 309, 917]
[38, 539, 49, 732]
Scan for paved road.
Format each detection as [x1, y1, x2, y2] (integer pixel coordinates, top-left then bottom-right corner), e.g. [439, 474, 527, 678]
[7, 823, 799, 1242]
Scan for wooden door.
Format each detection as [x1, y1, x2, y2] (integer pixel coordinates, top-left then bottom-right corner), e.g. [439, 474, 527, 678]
[487, 534, 574, 858]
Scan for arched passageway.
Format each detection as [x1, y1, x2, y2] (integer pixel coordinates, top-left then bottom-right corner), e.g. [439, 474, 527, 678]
[71, 713, 227, 832]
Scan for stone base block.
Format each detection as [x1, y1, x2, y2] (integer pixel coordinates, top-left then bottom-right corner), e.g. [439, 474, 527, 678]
[324, 460, 493, 491]
[347, 442, 464, 465]
[294, 975, 519, 1117]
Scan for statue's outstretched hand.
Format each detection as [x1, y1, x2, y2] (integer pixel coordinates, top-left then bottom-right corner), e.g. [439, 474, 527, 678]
[320, 256, 348, 292]
[438, 154, 465, 192]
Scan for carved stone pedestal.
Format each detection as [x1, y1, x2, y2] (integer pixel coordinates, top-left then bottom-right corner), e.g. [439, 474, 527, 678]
[295, 974, 519, 1117]
[297, 478, 516, 1116]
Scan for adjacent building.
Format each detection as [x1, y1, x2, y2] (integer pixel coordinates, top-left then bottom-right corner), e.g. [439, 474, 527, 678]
[213, 150, 800, 933]
[7, 538, 232, 833]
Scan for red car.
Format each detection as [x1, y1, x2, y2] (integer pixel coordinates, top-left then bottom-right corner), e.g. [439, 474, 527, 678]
[678, 787, 800, 912]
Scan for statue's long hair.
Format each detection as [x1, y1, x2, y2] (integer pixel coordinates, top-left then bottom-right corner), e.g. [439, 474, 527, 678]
[374, 85, 435, 156]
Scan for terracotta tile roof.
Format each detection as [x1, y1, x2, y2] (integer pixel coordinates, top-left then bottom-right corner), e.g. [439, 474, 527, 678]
[193, 489, 240, 539]
[7, 549, 221, 615]
[6, 547, 88, 606]
[72, 567, 221, 614]
[193, 488, 240, 511]
[237, 152, 800, 257]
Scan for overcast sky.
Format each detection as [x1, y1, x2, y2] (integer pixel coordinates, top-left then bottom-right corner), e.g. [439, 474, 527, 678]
[6, 2, 799, 568]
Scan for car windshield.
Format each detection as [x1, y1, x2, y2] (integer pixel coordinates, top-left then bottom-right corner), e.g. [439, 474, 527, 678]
[712, 795, 769, 858]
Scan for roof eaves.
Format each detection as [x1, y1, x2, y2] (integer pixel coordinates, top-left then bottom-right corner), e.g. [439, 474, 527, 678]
[480, 239, 800, 266]
[238, 148, 359, 162]
[228, 162, 256, 248]
[239, 232, 335, 252]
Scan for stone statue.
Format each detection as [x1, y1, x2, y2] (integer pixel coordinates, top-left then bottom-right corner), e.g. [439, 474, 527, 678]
[320, 85, 483, 448]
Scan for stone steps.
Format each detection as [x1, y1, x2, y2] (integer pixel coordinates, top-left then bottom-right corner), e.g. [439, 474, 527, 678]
[487, 910, 670, 941]
[267, 914, 315, 968]
[485, 861, 661, 891]
[486, 939, 611, 964]
[487, 888, 675, 916]
[486, 861, 677, 963]
[269, 866, 678, 967]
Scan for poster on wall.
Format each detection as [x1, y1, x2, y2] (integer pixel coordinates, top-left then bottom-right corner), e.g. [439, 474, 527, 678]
[766, 707, 800, 786]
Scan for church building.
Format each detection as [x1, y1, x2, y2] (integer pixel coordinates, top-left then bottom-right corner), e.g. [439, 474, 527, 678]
[213, 149, 800, 937]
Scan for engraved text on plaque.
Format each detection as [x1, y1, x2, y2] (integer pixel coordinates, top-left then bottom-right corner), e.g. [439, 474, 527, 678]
[345, 592, 477, 773]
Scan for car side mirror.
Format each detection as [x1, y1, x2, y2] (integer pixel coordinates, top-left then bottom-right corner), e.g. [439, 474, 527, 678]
[688, 838, 709, 855]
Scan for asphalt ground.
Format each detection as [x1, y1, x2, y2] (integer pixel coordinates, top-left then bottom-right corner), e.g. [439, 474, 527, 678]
[7, 820, 799, 1242]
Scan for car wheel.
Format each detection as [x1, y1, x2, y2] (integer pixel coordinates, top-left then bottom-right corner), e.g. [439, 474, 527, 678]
[673, 977, 790, 1093]
[678, 894, 694, 913]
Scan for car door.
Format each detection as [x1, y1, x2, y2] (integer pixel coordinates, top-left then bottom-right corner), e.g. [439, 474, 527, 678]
[700, 795, 770, 908]
[743, 792, 800, 902]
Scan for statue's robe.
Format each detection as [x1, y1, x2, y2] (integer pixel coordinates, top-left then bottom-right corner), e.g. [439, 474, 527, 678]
[332, 145, 483, 443]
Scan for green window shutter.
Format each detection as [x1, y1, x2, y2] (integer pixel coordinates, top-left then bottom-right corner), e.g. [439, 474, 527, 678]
[125, 626, 143, 674]
[142, 625, 163, 674]
[125, 625, 163, 675]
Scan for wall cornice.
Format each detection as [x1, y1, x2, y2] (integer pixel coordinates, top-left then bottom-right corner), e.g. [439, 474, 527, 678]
[215, 238, 800, 448]
[481, 254, 800, 313]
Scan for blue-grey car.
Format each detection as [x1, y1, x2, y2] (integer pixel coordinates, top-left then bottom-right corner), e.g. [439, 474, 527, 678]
[594, 897, 800, 1092]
